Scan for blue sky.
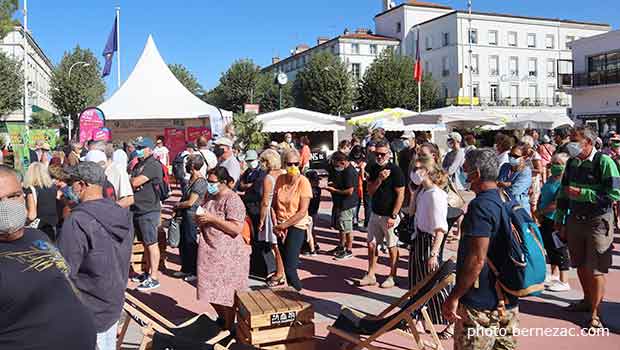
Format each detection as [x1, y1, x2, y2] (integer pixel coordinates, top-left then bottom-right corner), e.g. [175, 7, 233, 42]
[20, 0, 619, 95]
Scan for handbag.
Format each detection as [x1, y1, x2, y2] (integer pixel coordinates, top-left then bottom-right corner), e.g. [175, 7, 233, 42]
[167, 217, 181, 248]
[446, 177, 466, 209]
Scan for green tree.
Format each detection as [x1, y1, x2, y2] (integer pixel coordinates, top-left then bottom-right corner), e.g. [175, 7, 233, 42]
[255, 72, 293, 113]
[168, 63, 203, 96]
[50, 46, 106, 136]
[0, 0, 18, 39]
[216, 59, 262, 113]
[232, 112, 267, 151]
[357, 50, 442, 111]
[293, 51, 353, 115]
[0, 51, 23, 117]
[29, 109, 62, 129]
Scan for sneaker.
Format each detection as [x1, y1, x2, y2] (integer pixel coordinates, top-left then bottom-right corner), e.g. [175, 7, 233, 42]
[314, 243, 321, 252]
[137, 277, 160, 291]
[544, 275, 559, 286]
[565, 300, 591, 312]
[547, 280, 571, 292]
[309, 250, 318, 257]
[327, 246, 344, 256]
[302, 250, 312, 256]
[359, 274, 377, 287]
[334, 250, 353, 261]
[172, 271, 189, 279]
[131, 272, 149, 283]
[183, 275, 197, 282]
[380, 276, 396, 289]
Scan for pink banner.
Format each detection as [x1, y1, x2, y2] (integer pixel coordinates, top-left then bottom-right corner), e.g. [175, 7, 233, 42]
[92, 127, 111, 142]
[186, 127, 211, 143]
[79, 107, 105, 143]
[164, 128, 187, 161]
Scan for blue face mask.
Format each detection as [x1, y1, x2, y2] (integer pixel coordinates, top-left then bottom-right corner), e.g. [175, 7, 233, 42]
[63, 186, 80, 203]
[135, 149, 145, 159]
[207, 182, 219, 195]
[509, 157, 521, 167]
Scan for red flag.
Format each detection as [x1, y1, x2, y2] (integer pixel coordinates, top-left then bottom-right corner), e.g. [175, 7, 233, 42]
[414, 28, 423, 82]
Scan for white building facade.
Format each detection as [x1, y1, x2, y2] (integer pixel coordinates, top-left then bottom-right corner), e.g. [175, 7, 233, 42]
[374, 1, 610, 108]
[565, 30, 620, 135]
[0, 26, 56, 123]
[262, 30, 400, 82]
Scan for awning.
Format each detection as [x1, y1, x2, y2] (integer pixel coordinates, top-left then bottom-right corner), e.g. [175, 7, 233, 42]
[403, 106, 508, 128]
[256, 108, 345, 133]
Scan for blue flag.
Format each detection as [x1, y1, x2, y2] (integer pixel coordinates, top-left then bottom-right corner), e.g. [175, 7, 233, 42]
[102, 15, 118, 77]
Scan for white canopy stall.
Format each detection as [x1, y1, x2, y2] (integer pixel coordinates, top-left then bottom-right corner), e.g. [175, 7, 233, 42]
[347, 108, 423, 131]
[403, 106, 508, 128]
[99, 35, 232, 142]
[504, 111, 575, 130]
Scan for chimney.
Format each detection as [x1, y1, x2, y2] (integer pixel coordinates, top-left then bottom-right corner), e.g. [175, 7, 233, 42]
[356, 28, 371, 34]
[382, 0, 396, 11]
[293, 44, 310, 55]
[272, 56, 280, 65]
[343, 28, 350, 35]
[317, 36, 330, 45]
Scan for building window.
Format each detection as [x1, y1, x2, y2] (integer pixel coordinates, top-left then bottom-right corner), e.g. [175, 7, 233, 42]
[469, 28, 478, 44]
[351, 63, 361, 80]
[352, 43, 360, 54]
[547, 59, 556, 78]
[396, 22, 401, 33]
[425, 36, 432, 51]
[527, 33, 536, 48]
[545, 34, 555, 49]
[490, 84, 499, 102]
[473, 83, 480, 98]
[370, 44, 377, 55]
[565, 36, 575, 49]
[508, 31, 517, 47]
[443, 85, 449, 98]
[424, 61, 431, 76]
[528, 84, 538, 101]
[509, 56, 519, 76]
[442, 32, 449, 47]
[442, 56, 450, 77]
[331, 45, 337, 54]
[471, 54, 479, 75]
[528, 58, 537, 77]
[488, 30, 498, 45]
[489, 56, 499, 76]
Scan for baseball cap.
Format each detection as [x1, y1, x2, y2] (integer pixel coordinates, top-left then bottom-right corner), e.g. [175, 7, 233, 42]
[65, 161, 108, 186]
[214, 137, 233, 147]
[85, 150, 107, 164]
[401, 132, 415, 139]
[134, 136, 155, 149]
[245, 150, 258, 161]
[448, 132, 463, 143]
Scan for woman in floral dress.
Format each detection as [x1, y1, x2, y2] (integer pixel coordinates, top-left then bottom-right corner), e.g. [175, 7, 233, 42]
[195, 166, 249, 330]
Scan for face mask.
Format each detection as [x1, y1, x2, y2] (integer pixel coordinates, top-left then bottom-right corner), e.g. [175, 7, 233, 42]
[612, 142, 620, 148]
[0, 199, 27, 235]
[567, 142, 583, 158]
[509, 157, 521, 167]
[287, 166, 300, 176]
[63, 185, 80, 203]
[285, 138, 292, 143]
[550, 164, 565, 176]
[447, 141, 455, 149]
[249, 160, 259, 169]
[135, 149, 145, 159]
[214, 147, 225, 158]
[207, 183, 219, 195]
[334, 166, 345, 172]
[410, 170, 425, 186]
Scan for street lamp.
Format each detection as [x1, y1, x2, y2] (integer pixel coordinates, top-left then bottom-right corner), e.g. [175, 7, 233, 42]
[61, 62, 90, 142]
[68, 61, 91, 79]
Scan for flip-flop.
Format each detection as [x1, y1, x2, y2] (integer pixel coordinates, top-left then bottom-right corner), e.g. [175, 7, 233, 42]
[438, 326, 455, 340]
[266, 276, 286, 288]
[588, 316, 604, 330]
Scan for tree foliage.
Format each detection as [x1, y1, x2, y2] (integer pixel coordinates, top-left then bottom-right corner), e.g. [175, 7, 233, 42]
[168, 63, 203, 96]
[214, 59, 262, 113]
[0, 51, 23, 117]
[293, 51, 353, 115]
[29, 109, 62, 129]
[232, 112, 267, 151]
[255, 73, 293, 113]
[0, 0, 18, 39]
[50, 46, 106, 134]
[357, 49, 442, 111]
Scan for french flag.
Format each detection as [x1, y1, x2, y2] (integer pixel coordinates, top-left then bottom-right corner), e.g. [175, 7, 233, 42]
[414, 28, 422, 82]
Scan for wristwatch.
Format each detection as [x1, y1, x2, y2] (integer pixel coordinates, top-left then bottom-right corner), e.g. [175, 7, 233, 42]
[430, 251, 438, 258]
[390, 213, 398, 220]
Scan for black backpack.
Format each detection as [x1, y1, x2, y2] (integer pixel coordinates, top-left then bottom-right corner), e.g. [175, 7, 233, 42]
[172, 152, 188, 181]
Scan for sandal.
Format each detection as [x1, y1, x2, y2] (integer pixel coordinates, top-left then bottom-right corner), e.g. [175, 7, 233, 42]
[438, 325, 455, 340]
[588, 316, 604, 330]
[266, 275, 286, 288]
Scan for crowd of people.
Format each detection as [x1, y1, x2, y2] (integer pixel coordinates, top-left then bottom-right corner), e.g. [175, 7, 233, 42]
[0, 124, 617, 350]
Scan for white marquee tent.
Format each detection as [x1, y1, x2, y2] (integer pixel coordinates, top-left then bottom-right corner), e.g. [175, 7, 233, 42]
[98, 35, 231, 130]
[347, 108, 445, 131]
[256, 108, 345, 148]
[403, 106, 508, 128]
[504, 111, 575, 130]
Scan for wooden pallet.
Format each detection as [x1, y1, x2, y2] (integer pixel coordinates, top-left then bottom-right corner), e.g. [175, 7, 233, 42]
[235, 288, 315, 350]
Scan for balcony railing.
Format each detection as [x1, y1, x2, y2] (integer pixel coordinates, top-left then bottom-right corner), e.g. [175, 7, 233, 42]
[468, 96, 571, 107]
[573, 69, 620, 87]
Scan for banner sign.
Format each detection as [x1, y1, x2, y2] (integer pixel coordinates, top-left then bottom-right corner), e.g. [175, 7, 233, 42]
[29, 129, 59, 149]
[79, 107, 105, 143]
[186, 126, 212, 143]
[164, 128, 187, 161]
[92, 127, 111, 142]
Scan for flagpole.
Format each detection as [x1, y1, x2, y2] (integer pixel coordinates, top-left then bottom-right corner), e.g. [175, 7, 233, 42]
[417, 25, 422, 114]
[418, 80, 421, 114]
[116, 6, 121, 88]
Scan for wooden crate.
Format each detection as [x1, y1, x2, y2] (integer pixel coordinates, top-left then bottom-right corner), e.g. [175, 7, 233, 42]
[235, 288, 315, 350]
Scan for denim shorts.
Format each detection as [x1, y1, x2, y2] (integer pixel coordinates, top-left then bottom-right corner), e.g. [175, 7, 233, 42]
[134, 211, 161, 246]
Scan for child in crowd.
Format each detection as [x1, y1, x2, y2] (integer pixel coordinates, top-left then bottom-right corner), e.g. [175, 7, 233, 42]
[302, 170, 321, 256]
[537, 153, 571, 292]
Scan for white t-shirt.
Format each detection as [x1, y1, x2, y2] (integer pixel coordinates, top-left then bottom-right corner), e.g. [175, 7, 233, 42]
[415, 186, 449, 235]
[219, 156, 241, 184]
[197, 149, 218, 177]
[497, 151, 510, 169]
[153, 146, 170, 166]
[105, 163, 134, 199]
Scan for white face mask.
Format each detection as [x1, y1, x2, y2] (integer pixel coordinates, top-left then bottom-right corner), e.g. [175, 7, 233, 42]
[249, 160, 259, 169]
[410, 169, 425, 186]
[567, 142, 583, 158]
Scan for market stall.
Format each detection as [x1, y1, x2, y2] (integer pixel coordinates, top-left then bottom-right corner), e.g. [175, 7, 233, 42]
[504, 111, 575, 130]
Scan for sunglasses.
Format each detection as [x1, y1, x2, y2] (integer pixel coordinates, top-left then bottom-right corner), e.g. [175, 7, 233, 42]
[509, 153, 522, 159]
[287, 162, 300, 167]
[374, 152, 389, 158]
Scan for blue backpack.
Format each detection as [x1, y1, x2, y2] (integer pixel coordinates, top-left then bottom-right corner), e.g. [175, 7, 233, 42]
[487, 191, 547, 309]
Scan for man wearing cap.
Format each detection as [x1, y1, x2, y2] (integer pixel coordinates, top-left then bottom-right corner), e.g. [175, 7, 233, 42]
[85, 147, 135, 208]
[398, 132, 417, 186]
[196, 135, 218, 176]
[130, 137, 164, 291]
[443, 132, 466, 190]
[57, 162, 132, 350]
[215, 137, 241, 184]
